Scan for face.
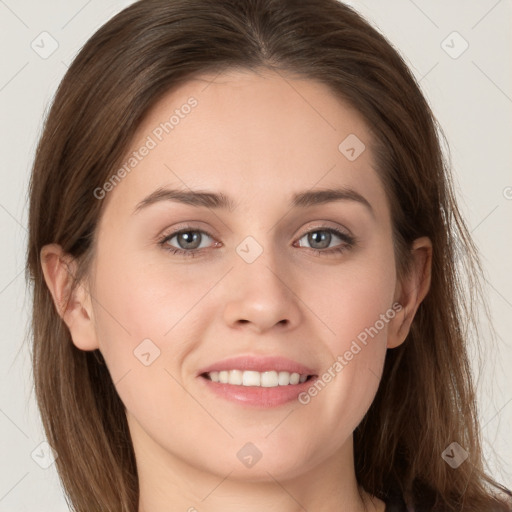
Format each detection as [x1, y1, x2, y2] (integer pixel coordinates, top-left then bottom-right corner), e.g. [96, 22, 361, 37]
[84, 68, 403, 481]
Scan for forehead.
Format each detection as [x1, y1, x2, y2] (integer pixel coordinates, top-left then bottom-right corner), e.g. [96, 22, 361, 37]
[102, 68, 384, 218]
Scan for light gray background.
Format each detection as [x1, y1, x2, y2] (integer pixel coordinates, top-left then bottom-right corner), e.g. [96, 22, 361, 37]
[0, 0, 511, 510]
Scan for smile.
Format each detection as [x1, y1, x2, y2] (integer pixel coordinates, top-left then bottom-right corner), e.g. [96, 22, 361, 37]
[203, 370, 313, 387]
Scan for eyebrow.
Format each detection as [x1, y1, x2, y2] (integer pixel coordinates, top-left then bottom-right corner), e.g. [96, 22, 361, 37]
[132, 186, 374, 217]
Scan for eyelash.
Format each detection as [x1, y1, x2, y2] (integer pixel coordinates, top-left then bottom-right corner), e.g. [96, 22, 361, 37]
[157, 226, 356, 258]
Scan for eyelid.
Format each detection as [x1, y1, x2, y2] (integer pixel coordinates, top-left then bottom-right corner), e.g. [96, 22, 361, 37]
[158, 226, 217, 250]
[294, 226, 356, 252]
[296, 221, 354, 239]
[158, 221, 353, 241]
[157, 221, 357, 256]
[156, 222, 217, 242]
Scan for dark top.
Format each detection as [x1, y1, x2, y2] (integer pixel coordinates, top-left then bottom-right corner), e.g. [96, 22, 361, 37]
[382, 482, 512, 512]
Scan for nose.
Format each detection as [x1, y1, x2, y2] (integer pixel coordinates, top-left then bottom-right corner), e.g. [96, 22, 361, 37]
[222, 250, 302, 334]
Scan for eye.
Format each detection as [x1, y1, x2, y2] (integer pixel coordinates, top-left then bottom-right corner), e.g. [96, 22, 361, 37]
[295, 227, 355, 255]
[158, 228, 217, 257]
[157, 225, 356, 258]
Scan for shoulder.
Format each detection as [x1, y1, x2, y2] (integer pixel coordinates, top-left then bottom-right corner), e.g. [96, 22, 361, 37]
[381, 480, 512, 512]
[384, 487, 512, 512]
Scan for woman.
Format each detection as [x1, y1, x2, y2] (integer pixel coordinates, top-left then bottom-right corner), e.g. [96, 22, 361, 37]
[25, 0, 512, 510]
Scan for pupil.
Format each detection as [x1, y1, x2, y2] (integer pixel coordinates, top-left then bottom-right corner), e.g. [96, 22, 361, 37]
[309, 231, 330, 249]
[179, 231, 200, 249]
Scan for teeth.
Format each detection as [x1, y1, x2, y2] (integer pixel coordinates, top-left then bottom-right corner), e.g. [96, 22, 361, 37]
[243, 370, 261, 386]
[206, 370, 309, 387]
[228, 369, 243, 385]
[261, 371, 278, 387]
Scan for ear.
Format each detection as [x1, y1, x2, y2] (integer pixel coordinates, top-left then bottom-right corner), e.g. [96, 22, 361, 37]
[387, 236, 432, 349]
[40, 243, 99, 351]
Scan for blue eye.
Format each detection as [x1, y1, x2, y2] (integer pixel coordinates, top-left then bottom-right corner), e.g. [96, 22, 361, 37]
[158, 229, 215, 258]
[158, 226, 356, 258]
[295, 228, 355, 255]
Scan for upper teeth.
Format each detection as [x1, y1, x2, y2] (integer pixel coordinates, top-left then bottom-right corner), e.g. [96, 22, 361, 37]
[207, 370, 308, 387]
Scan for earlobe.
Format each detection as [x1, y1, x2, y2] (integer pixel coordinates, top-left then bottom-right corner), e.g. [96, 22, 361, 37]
[40, 243, 99, 351]
[387, 236, 432, 349]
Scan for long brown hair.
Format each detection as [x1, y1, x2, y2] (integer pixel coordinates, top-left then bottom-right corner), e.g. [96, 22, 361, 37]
[25, 0, 511, 510]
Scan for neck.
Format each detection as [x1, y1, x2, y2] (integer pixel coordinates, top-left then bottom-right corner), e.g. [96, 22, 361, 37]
[130, 416, 384, 512]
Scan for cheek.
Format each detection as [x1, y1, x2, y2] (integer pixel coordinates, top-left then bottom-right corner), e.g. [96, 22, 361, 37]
[295, 240, 396, 431]
[89, 256, 204, 429]
[92, 234, 184, 339]
[90, 243, 219, 387]
[306, 240, 396, 353]
[88, 245, 168, 378]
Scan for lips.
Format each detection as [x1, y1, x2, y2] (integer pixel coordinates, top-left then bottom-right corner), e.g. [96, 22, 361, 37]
[196, 355, 317, 377]
[196, 355, 318, 407]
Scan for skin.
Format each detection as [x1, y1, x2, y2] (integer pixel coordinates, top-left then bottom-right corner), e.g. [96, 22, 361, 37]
[41, 68, 432, 512]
